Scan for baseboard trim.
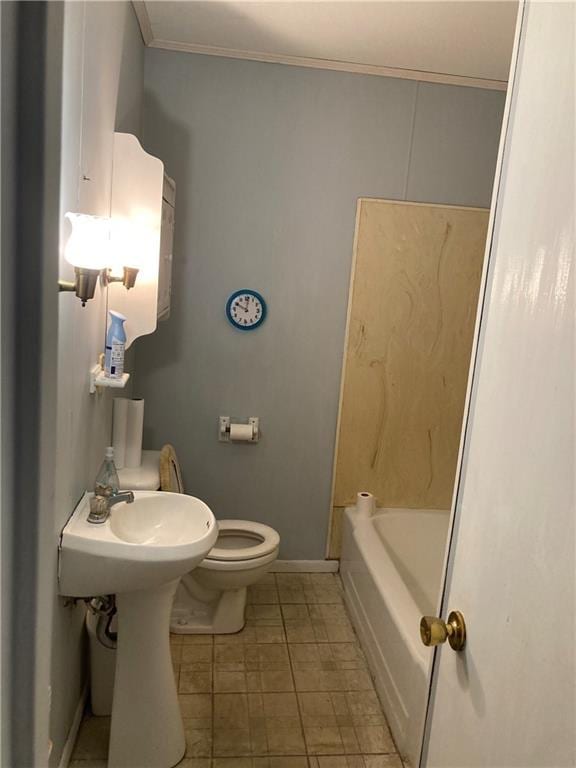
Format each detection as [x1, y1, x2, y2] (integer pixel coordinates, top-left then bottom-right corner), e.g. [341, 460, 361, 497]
[271, 560, 339, 573]
[57, 683, 88, 768]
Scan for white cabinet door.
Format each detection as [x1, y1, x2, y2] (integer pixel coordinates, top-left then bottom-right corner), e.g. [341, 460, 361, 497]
[423, 2, 575, 766]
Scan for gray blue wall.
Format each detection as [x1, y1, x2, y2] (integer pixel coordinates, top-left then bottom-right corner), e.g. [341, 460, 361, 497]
[50, 4, 144, 764]
[135, 50, 505, 559]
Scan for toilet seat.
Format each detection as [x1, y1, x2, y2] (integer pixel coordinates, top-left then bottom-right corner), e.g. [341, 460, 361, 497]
[206, 520, 280, 561]
[198, 520, 280, 572]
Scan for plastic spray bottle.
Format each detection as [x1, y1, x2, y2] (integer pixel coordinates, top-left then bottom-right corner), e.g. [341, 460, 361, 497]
[104, 311, 126, 379]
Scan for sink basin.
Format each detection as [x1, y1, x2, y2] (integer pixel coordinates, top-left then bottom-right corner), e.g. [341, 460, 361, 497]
[59, 491, 217, 596]
[58, 490, 218, 768]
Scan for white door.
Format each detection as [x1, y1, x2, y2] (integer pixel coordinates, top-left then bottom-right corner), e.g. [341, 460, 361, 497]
[422, 1, 575, 766]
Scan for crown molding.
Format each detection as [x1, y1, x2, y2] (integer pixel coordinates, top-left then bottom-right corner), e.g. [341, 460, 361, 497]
[132, 1, 153, 46]
[132, 2, 508, 92]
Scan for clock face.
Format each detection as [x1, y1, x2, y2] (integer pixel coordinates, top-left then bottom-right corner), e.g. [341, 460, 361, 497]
[226, 289, 267, 331]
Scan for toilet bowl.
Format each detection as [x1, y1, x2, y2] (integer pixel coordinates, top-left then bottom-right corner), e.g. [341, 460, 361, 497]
[170, 519, 280, 634]
[158, 444, 281, 634]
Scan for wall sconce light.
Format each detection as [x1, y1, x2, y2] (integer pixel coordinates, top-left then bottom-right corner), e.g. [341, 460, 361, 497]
[100, 218, 143, 291]
[101, 266, 139, 290]
[59, 213, 144, 306]
[58, 212, 110, 306]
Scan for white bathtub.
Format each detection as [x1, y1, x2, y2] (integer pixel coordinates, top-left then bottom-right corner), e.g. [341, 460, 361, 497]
[340, 506, 450, 767]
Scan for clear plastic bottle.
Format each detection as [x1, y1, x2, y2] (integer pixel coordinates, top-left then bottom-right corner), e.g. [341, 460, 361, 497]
[94, 446, 120, 497]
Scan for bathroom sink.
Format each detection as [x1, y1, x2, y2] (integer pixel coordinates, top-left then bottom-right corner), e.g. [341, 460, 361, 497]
[59, 490, 218, 596]
[58, 490, 218, 768]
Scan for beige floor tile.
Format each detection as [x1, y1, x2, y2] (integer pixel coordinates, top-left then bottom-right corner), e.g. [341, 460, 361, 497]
[252, 758, 309, 768]
[215, 624, 286, 645]
[293, 669, 346, 692]
[180, 669, 213, 694]
[184, 726, 212, 757]
[215, 644, 247, 664]
[363, 757, 403, 768]
[338, 726, 360, 754]
[245, 644, 290, 669]
[248, 692, 299, 718]
[298, 692, 337, 720]
[246, 604, 283, 623]
[71, 716, 110, 760]
[265, 726, 306, 755]
[308, 757, 364, 768]
[345, 691, 382, 716]
[329, 644, 365, 663]
[341, 670, 374, 692]
[278, 586, 308, 604]
[303, 587, 343, 606]
[215, 644, 290, 672]
[315, 623, 356, 644]
[289, 643, 365, 672]
[182, 645, 214, 665]
[303, 726, 344, 755]
[247, 585, 280, 605]
[180, 693, 212, 719]
[214, 692, 250, 728]
[284, 621, 317, 644]
[275, 573, 311, 586]
[73, 574, 399, 768]
[280, 605, 310, 620]
[213, 727, 253, 757]
[179, 633, 215, 645]
[285, 619, 355, 645]
[214, 668, 249, 693]
[246, 669, 295, 692]
[354, 726, 395, 754]
[275, 575, 343, 606]
[307, 606, 349, 623]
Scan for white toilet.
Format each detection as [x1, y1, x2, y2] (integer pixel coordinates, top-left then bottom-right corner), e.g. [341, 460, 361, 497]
[158, 445, 281, 634]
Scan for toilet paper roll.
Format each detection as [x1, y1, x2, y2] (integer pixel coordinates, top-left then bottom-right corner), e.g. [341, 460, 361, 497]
[229, 423, 254, 442]
[112, 398, 129, 469]
[356, 491, 376, 518]
[125, 399, 144, 468]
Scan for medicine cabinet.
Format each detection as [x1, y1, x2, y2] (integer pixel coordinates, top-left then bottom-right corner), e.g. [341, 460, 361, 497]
[108, 133, 176, 348]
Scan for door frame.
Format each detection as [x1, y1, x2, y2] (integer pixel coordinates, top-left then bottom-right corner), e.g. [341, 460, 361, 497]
[418, 1, 527, 764]
[1, 3, 63, 766]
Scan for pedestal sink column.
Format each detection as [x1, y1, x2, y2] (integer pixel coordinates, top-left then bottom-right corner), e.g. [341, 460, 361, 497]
[109, 578, 185, 768]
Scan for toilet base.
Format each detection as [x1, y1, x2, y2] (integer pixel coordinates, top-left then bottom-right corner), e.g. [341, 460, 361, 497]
[171, 584, 247, 634]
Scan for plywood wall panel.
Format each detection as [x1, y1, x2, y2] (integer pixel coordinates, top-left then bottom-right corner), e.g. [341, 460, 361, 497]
[333, 199, 487, 510]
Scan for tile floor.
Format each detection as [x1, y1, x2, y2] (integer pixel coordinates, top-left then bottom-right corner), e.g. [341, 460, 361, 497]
[70, 573, 404, 768]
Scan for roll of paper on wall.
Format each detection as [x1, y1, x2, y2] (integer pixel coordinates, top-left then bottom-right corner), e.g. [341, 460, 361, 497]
[229, 423, 255, 442]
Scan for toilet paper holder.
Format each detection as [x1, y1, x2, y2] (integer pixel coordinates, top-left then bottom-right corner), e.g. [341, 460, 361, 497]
[219, 416, 260, 443]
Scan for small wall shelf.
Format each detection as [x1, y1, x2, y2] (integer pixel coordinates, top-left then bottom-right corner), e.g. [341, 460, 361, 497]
[89, 364, 130, 395]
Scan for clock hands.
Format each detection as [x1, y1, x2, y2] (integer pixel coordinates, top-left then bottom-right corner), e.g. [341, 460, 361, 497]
[234, 298, 256, 313]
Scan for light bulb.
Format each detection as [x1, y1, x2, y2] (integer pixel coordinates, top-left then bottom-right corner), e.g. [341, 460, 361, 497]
[64, 212, 111, 270]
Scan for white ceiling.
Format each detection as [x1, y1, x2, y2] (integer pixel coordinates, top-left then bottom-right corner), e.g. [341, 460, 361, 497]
[135, 1, 518, 89]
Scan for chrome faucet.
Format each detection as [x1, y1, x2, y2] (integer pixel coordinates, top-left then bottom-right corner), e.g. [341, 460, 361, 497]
[88, 490, 134, 524]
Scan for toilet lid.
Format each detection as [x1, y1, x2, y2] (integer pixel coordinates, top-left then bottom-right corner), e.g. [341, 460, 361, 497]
[159, 444, 185, 494]
[206, 520, 280, 562]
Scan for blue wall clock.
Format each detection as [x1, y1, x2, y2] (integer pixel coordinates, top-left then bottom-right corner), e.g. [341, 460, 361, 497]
[225, 289, 267, 331]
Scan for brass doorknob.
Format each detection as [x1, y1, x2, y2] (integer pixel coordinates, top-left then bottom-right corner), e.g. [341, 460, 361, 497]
[420, 610, 466, 651]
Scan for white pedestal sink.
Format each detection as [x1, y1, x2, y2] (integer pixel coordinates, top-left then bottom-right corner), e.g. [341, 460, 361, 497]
[59, 491, 218, 768]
